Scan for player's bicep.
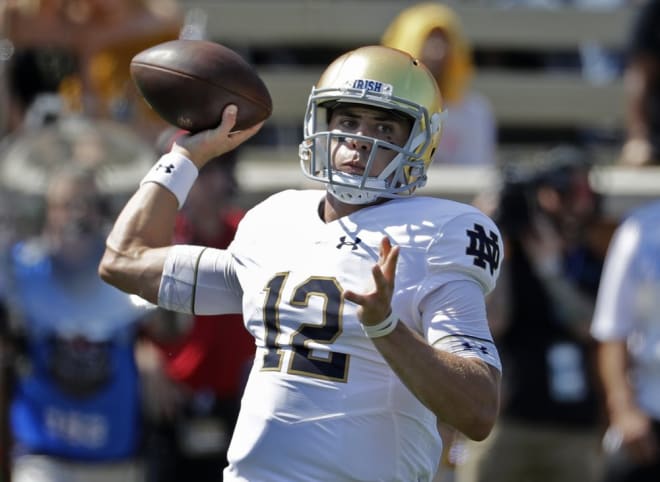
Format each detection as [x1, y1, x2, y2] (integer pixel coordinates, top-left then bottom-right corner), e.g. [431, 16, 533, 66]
[420, 279, 501, 372]
[158, 245, 243, 315]
[99, 244, 170, 304]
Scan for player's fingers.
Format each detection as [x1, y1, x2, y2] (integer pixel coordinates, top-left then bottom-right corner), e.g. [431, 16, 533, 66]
[371, 266, 395, 312]
[378, 237, 391, 263]
[343, 289, 366, 306]
[213, 105, 263, 147]
[187, 104, 239, 143]
[213, 104, 238, 134]
[173, 105, 262, 167]
[383, 245, 399, 279]
[371, 264, 388, 290]
[228, 120, 265, 144]
[377, 240, 399, 287]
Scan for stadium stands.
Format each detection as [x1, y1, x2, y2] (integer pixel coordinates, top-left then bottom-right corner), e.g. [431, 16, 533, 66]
[177, 0, 660, 217]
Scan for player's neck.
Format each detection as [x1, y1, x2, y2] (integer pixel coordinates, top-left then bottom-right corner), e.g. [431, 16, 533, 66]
[321, 195, 362, 223]
[321, 194, 389, 223]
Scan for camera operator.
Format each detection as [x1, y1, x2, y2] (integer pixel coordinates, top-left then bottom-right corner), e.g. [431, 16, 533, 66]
[457, 145, 613, 482]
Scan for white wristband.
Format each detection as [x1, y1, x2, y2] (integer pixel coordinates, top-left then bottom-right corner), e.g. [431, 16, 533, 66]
[140, 152, 199, 209]
[362, 311, 399, 338]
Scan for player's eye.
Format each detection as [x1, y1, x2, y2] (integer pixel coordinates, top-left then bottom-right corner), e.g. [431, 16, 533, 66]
[376, 123, 407, 146]
[338, 118, 359, 130]
[377, 123, 395, 136]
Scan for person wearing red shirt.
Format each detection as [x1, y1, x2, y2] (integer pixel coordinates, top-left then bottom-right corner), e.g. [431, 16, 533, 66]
[142, 129, 254, 482]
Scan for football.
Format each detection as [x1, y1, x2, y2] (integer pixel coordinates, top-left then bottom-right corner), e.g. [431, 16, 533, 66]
[130, 39, 272, 132]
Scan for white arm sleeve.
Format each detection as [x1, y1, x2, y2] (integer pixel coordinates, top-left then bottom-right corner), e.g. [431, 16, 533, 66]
[158, 244, 243, 315]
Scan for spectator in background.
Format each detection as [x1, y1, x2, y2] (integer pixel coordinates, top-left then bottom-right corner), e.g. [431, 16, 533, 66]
[1, 167, 156, 482]
[590, 199, 660, 481]
[142, 129, 254, 482]
[2, 0, 182, 140]
[1, 0, 78, 133]
[618, 0, 660, 167]
[57, 0, 182, 141]
[381, 2, 497, 166]
[457, 146, 611, 482]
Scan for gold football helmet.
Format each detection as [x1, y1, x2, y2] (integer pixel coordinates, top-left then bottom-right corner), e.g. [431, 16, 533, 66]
[299, 45, 444, 204]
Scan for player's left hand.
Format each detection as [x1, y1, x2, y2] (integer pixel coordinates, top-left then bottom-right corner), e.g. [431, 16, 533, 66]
[344, 236, 399, 327]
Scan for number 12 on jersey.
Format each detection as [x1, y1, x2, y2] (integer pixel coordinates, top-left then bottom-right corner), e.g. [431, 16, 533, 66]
[261, 272, 350, 382]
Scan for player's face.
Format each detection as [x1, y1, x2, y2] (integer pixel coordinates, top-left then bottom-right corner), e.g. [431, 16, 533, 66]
[327, 105, 412, 178]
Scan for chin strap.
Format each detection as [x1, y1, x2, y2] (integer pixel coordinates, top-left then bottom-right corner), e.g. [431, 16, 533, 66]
[326, 171, 386, 205]
[326, 184, 380, 205]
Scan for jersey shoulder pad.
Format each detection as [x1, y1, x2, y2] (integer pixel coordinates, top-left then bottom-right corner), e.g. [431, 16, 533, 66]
[428, 208, 503, 294]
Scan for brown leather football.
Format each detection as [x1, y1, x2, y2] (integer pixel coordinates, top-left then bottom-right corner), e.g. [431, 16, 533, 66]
[130, 39, 272, 132]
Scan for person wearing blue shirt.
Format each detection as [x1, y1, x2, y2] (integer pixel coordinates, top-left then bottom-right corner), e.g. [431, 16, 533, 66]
[3, 167, 154, 482]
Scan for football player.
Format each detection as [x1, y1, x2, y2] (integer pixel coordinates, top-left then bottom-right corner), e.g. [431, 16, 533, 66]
[100, 45, 503, 481]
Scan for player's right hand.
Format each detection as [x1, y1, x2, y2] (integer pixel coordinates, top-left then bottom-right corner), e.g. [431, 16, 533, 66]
[172, 105, 264, 170]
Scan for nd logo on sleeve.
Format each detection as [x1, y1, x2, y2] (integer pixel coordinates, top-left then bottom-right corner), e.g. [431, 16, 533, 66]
[465, 224, 500, 275]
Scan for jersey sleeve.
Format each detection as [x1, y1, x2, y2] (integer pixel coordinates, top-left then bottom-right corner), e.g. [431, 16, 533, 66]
[421, 279, 502, 372]
[424, 211, 503, 296]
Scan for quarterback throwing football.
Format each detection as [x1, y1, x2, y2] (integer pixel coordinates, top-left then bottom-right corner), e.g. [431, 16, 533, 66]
[100, 45, 503, 481]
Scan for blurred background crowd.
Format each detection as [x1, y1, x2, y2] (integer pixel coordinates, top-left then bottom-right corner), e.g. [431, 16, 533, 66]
[0, 1, 659, 481]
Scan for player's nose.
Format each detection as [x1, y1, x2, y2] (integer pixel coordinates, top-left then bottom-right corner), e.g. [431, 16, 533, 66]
[346, 133, 371, 151]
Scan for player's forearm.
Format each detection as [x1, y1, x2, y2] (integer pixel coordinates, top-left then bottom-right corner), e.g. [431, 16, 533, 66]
[372, 322, 500, 441]
[99, 183, 177, 303]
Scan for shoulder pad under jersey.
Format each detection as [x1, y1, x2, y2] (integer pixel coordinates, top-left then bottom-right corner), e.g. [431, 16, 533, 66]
[427, 210, 503, 294]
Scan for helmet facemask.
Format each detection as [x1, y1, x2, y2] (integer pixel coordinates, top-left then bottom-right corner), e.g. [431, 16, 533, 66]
[298, 46, 444, 206]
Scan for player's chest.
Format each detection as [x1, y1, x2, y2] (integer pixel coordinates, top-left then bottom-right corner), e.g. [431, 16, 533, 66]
[251, 224, 385, 279]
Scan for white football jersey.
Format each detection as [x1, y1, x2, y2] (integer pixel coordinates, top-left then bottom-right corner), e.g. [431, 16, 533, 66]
[161, 189, 503, 481]
[225, 190, 502, 482]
